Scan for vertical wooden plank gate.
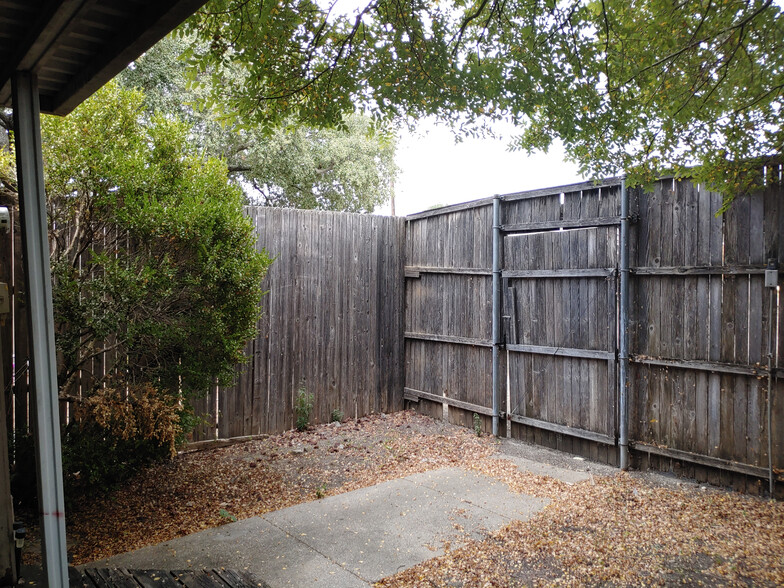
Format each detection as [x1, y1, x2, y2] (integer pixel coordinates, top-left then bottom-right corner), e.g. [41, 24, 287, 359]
[501, 180, 622, 461]
[404, 203, 495, 432]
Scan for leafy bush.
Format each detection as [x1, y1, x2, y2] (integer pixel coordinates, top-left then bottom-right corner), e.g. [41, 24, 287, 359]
[12, 384, 183, 507]
[330, 408, 343, 423]
[4, 81, 272, 506]
[39, 81, 272, 401]
[294, 387, 314, 431]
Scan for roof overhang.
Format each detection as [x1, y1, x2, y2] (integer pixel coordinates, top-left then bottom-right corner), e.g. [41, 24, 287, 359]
[0, 0, 208, 116]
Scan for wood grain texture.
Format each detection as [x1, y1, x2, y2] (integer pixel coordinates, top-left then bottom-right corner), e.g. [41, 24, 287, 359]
[210, 208, 405, 437]
[406, 174, 782, 482]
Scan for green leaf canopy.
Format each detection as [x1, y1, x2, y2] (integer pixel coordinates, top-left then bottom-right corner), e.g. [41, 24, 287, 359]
[183, 0, 784, 202]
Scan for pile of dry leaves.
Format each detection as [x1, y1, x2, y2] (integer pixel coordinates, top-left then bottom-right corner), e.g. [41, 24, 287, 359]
[20, 410, 784, 586]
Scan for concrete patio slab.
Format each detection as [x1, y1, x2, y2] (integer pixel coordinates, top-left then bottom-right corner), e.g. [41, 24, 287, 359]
[503, 454, 593, 485]
[85, 467, 548, 587]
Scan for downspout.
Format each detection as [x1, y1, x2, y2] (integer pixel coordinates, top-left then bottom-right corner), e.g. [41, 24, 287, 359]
[492, 194, 502, 437]
[619, 179, 631, 470]
[12, 72, 69, 586]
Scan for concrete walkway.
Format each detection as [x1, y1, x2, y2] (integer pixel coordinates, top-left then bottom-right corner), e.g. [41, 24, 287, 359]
[86, 465, 571, 587]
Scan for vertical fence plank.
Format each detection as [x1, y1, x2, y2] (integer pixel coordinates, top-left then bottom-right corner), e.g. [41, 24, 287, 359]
[212, 207, 406, 438]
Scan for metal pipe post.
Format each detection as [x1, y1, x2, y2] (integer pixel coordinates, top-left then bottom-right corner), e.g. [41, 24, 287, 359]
[768, 288, 774, 497]
[11, 72, 69, 586]
[492, 194, 502, 437]
[619, 179, 631, 470]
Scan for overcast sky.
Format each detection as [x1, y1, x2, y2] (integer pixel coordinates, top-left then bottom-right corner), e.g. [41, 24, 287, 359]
[375, 118, 584, 216]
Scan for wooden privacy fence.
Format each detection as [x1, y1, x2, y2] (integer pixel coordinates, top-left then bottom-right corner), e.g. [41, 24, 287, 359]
[404, 170, 784, 492]
[189, 207, 406, 441]
[4, 171, 782, 492]
[4, 206, 405, 442]
[628, 176, 783, 489]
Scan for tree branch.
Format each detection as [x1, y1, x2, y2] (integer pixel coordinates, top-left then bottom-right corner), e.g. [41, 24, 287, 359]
[616, 0, 773, 89]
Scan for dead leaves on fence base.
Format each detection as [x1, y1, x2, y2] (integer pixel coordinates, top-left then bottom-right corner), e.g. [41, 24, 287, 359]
[21, 410, 784, 586]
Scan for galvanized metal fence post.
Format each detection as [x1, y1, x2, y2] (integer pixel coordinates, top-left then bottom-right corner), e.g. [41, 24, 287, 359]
[765, 259, 778, 496]
[619, 179, 631, 470]
[492, 194, 502, 437]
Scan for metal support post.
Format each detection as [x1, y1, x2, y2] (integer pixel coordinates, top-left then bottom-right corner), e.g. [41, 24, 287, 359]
[765, 259, 778, 497]
[619, 179, 630, 470]
[11, 72, 69, 586]
[492, 194, 502, 437]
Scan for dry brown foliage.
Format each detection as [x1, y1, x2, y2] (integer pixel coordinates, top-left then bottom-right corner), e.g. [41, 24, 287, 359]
[19, 411, 783, 586]
[73, 383, 181, 457]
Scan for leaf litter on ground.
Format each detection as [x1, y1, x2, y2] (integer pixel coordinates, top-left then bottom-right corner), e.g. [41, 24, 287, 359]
[20, 410, 784, 586]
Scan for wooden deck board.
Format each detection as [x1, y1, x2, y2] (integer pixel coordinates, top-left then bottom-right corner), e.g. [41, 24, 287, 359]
[171, 569, 231, 588]
[22, 567, 266, 587]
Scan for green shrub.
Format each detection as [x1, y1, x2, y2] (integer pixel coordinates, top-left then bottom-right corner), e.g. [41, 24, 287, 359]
[294, 387, 314, 431]
[330, 408, 344, 423]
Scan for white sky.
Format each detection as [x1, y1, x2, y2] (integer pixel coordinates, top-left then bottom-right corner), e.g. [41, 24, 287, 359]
[375, 118, 584, 216]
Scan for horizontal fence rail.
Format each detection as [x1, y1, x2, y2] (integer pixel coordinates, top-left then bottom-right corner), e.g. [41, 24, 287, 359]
[405, 168, 784, 493]
[5, 167, 783, 495]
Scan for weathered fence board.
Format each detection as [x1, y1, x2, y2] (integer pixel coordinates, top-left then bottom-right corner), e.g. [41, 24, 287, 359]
[404, 204, 495, 432]
[500, 186, 620, 446]
[626, 178, 784, 482]
[187, 207, 405, 441]
[6, 166, 782, 491]
[406, 171, 783, 490]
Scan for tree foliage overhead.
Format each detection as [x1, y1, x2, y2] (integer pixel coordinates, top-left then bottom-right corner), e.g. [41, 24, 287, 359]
[184, 0, 784, 202]
[120, 35, 396, 212]
[235, 114, 396, 211]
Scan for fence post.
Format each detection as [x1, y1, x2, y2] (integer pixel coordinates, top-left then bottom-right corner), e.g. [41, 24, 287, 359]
[619, 179, 630, 470]
[766, 259, 778, 496]
[492, 194, 502, 437]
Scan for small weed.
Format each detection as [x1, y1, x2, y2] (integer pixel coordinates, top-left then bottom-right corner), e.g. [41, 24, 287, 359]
[473, 412, 482, 437]
[218, 508, 237, 523]
[330, 408, 344, 423]
[316, 484, 327, 499]
[294, 385, 314, 431]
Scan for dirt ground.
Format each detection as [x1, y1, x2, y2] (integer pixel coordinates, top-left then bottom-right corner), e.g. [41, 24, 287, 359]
[21, 410, 784, 586]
